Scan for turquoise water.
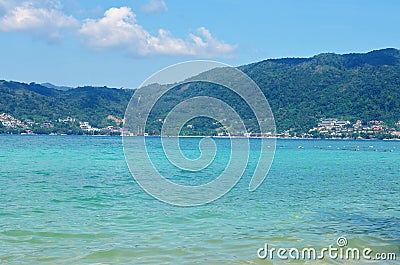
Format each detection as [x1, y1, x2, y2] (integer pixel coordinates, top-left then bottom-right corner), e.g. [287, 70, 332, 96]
[0, 135, 399, 264]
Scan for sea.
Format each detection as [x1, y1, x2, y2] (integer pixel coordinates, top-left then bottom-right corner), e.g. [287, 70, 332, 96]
[0, 135, 399, 264]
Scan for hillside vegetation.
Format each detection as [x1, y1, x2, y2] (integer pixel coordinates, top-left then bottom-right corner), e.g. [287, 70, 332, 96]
[0, 81, 133, 128]
[240, 48, 400, 132]
[0, 48, 399, 134]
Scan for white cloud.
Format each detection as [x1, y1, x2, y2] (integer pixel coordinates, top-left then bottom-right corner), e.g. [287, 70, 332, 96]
[189, 27, 237, 58]
[0, 2, 237, 58]
[79, 7, 237, 58]
[141, 0, 168, 14]
[0, 0, 78, 40]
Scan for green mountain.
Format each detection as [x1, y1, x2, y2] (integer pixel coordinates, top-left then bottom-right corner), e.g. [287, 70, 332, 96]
[0, 81, 133, 128]
[0, 48, 399, 135]
[41, 82, 73, 91]
[240, 48, 400, 132]
[138, 48, 400, 135]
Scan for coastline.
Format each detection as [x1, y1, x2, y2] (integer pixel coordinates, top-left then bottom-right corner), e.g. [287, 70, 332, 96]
[2, 133, 399, 141]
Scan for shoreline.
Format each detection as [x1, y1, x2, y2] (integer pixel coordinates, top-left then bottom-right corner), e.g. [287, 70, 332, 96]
[1, 133, 399, 141]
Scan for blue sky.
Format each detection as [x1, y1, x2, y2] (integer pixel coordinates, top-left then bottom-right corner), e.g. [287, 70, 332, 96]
[0, 0, 399, 88]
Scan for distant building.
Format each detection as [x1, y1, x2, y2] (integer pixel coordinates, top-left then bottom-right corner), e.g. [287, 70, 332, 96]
[391, 131, 400, 137]
[58, 117, 75, 123]
[25, 119, 34, 126]
[336, 120, 351, 127]
[1, 120, 12, 127]
[79, 122, 91, 130]
[79, 122, 90, 130]
[107, 115, 123, 124]
[353, 120, 362, 129]
[316, 118, 350, 131]
[0, 113, 26, 128]
[102, 126, 121, 134]
[79, 122, 101, 133]
[318, 118, 337, 129]
[121, 128, 134, 136]
[368, 120, 384, 125]
[41, 121, 54, 128]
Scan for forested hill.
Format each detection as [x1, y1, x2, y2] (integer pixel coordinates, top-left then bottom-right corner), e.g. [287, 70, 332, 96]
[239, 48, 400, 131]
[0, 81, 133, 128]
[0, 48, 399, 133]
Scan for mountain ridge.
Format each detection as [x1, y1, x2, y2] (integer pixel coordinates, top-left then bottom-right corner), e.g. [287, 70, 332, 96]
[1, 48, 399, 135]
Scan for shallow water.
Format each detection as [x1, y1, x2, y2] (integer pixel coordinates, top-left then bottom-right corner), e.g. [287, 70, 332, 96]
[0, 135, 399, 264]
